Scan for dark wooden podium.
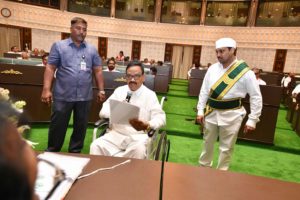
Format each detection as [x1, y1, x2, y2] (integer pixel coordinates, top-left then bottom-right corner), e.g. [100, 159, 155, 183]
[0, 64, 103, 123]
[260, 71, 283, 86]
[155, 65, 172, 93]
[238, 85, 282, 145]
[0, 64, 51, 122]
[188, 69, 207, 96]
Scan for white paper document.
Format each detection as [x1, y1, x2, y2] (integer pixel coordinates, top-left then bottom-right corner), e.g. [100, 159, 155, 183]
[35, 152, 90, 200]
[110, 99, 140, 125]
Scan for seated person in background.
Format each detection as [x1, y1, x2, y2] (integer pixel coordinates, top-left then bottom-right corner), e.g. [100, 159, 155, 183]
[90, 61, 166, 159]
[103, 58, 120, 72]
[21, 52, 30, 60]
[0, 100, 38, 200]
[150, 59, 155, 66]
[124, 56, 130, 62]
[281, 72, 292, 88]
[143, 58, 151, 65]
[39, 49, 46, 56]
[292, 84, 300, 97]
[252, 67, 266, 85]
[150, 66, 157, 76]
[116, 51, 125, 61]
[9, 46, 20, 53]
[157, 61, 163, 66]
[187, 62, 201, 78]
[42, 55, 48, 66]
[31, 48, 39, 57]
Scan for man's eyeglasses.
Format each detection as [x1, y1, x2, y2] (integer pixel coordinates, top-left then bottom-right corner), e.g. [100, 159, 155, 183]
[125, 74, 142, 80]
[35, 158, 66, 200]
[73, 26, 87, 32]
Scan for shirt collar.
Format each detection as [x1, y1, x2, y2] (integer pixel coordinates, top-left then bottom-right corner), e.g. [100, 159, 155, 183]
[67, 37, 86, 48]
[128, 84, 145, 97]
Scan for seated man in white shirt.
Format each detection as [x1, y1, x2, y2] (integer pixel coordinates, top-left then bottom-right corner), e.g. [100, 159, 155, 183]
[8, 46, 21, 54]
[252, 67, 266, 85]
[103, 58, 120, 72]
[281, 72, 292, 88]
[292, 84, 300, 97]
[90, 61, 166, 159]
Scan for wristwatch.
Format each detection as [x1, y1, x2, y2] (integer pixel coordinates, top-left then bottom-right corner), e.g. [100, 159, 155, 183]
[99, 90, 105, 95]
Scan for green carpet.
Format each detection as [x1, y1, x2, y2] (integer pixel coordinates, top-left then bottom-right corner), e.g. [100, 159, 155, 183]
[27, 79, 300, 184]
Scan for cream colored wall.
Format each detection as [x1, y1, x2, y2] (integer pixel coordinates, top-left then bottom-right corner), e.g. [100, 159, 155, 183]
[285, 50, 300, 73]
[85, 35, 98, 50]
[200, 46, 217, 66]
[107, 38, 132, 59]
[201, 46, 281, 72]
[140, 41, 165, 62]
[31, 29, 100, 53]
[31, 29, 60, 52]
[238, 48, 276, 72]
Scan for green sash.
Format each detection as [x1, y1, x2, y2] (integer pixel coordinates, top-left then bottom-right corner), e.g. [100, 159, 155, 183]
[205, 60, 250, 116]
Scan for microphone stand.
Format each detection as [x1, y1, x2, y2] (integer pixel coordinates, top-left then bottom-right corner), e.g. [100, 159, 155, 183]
[159, 138, 167, 200]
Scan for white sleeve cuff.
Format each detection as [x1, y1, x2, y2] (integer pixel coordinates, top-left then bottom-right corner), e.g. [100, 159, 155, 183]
[246, 119, 257, 129]
[198, 109, 204, 116]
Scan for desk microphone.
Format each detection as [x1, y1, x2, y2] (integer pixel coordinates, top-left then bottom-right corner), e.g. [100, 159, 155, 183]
[125, 91, 132, 103]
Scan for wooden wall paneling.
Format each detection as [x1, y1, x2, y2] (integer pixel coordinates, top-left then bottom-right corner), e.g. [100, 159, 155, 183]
[98, 37, 108, 59]
[192, 45, 202, 65]
[164, 43, 173, 62]
[61, 32, 70, 40]
[20, 27, 31, 51]
[131, 40, 141, 61]
[273, 49, 287, 72]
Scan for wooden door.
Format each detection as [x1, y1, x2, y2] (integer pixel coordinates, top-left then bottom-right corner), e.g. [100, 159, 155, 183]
[131, 40, 141, 61]
[273, 49, 287, 72]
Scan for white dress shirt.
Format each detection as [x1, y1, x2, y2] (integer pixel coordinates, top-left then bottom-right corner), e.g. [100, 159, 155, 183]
[257, 78, 266, 85]
[197, 60, 262, 128]
[100, 84, 166, 136]
[281, 76, 291, 87]
[103, 68, 120, 72]
[292, 84, 300, 96]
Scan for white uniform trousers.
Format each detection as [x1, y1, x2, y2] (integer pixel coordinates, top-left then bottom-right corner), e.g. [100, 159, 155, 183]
[90, 133, 148, 159]
[199, 116, 243, 170]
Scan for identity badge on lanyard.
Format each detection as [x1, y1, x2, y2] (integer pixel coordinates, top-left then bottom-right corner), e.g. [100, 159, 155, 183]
[80, 55, 87, 71]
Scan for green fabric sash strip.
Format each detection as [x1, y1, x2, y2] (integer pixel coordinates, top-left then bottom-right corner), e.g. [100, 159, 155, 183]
[208, 98, 242, 110]
[210, 62, 249, 99]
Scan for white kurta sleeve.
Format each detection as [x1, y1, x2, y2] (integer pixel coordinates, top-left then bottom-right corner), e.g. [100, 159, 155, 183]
[197, 70, 210, 116]
[245, 70, 263, 128]
[292, 84, 300, 95]
[148, 93, 166, 130]
[99, 88, 122, 119]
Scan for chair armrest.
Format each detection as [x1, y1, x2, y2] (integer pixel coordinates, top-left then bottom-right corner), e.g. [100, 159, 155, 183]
[147, 129, 156, 137]
[94, 118, 109, 127]
[160, 96, 168, 108]
[92, 118, 109, 141]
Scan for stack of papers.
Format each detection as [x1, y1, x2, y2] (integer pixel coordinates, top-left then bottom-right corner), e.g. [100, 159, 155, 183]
[110, 99, 140, 125]
[35, 152, 90, 200]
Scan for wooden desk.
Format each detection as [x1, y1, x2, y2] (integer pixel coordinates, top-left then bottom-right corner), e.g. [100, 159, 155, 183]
[65, 155, 161, 200]
[163, 162, 300, 200]
[63, 154, 300, 200]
